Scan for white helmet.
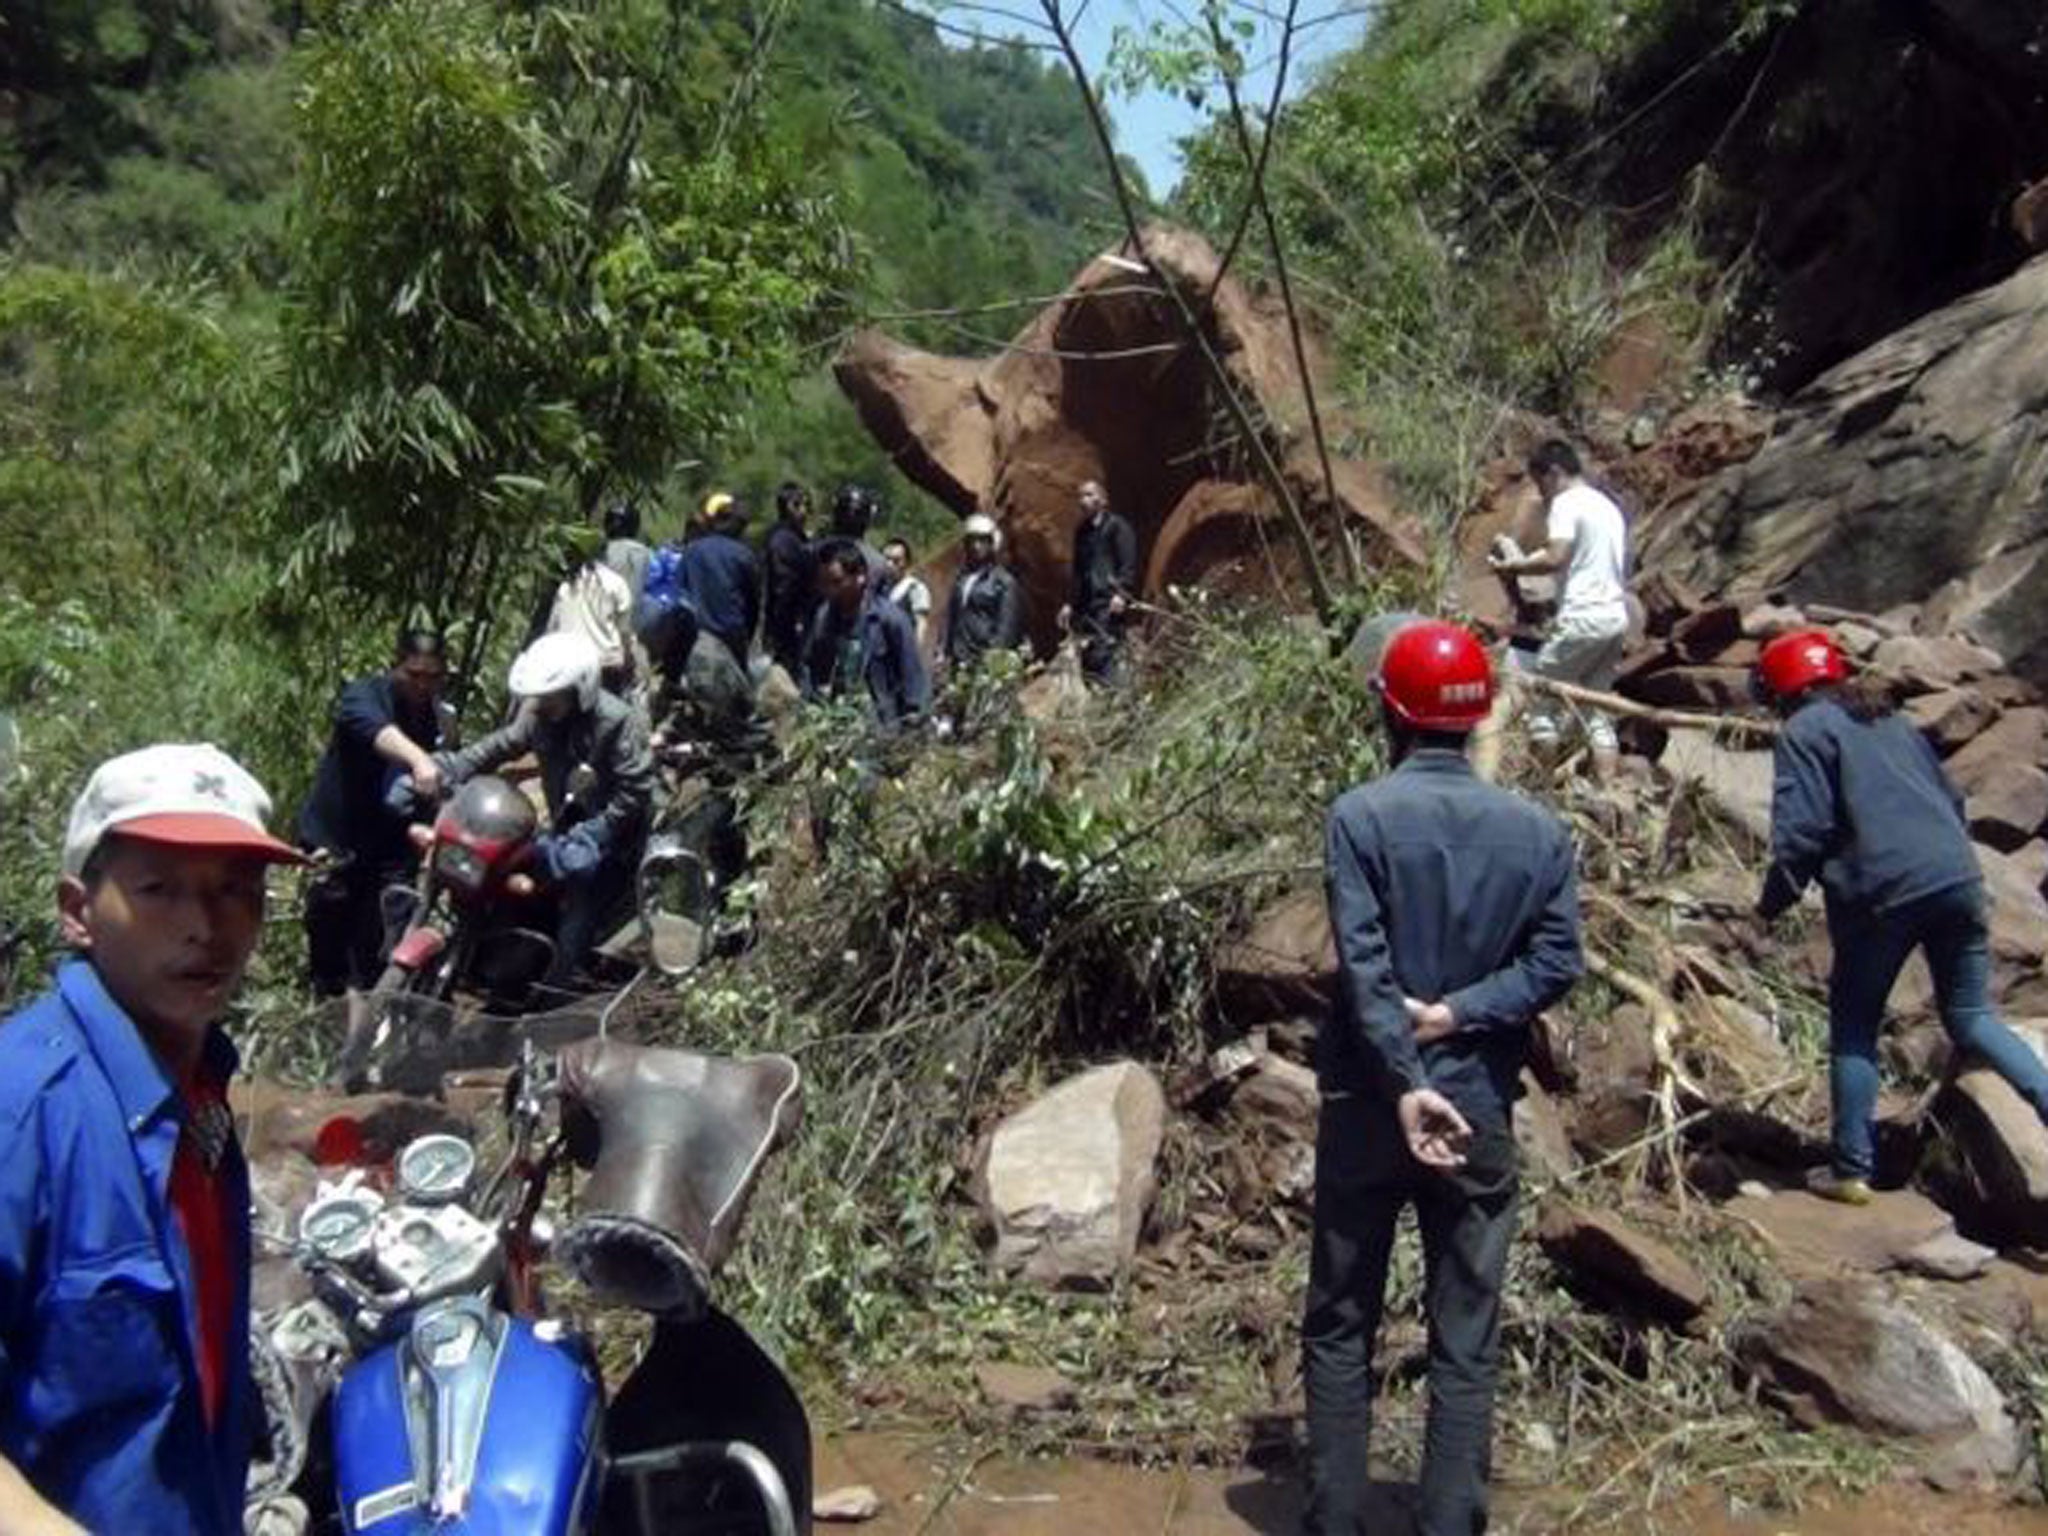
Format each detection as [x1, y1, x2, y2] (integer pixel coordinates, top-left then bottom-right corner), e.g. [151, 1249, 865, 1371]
[509, 631, 602, 711]
[962, 513, 999, 545]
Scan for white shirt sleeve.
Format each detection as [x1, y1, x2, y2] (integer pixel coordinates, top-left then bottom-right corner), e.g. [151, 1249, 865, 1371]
[1546, 496, 1578, 549]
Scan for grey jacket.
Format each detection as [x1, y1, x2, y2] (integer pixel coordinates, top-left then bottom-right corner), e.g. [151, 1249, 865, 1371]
[443, 691, 655, 855]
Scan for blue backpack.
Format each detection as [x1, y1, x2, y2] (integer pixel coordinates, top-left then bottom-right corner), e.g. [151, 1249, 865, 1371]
[635, 543, 700, 662]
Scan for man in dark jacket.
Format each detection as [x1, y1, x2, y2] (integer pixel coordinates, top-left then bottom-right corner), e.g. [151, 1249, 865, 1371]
[1059, 479, 1137, 686]
[761, 482, 814, 679]
[438, 633, 655, 985]
[679, 492, 761, 668]
[297, 629, 449, 995]
[942, 512, 1026, 678]
[803, 539, 929, 731]
[1307, 619, 1582, 1536]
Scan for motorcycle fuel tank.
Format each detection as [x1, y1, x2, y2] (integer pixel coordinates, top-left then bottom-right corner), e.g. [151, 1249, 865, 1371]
[333, 1299, 602, 1534]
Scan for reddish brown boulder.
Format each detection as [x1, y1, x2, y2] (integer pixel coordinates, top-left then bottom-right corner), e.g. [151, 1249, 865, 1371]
[1620, 664, 1752, 711]
[1733, 1279, 2022, 1487]
[834, 225, 1427, 648]
[1670, 604, 1742, 662]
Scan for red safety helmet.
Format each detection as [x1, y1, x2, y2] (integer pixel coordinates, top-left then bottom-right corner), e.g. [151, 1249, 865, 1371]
[1377, 620, 1494, 731]
[1755, 629, 1848, 701]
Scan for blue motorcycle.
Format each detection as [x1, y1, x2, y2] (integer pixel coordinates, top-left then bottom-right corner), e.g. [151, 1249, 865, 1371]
[254, 1037, 809, 1535]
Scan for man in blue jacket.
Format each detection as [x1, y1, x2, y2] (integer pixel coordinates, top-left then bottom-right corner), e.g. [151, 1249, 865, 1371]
[0, 742, 304, 1534]
[679, 492, 762, 668]
[802, 539, 930, 731]
[1307, 619, 1582, 1536]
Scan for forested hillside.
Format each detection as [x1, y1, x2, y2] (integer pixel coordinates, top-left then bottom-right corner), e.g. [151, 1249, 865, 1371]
[0, 0, 1109, 967]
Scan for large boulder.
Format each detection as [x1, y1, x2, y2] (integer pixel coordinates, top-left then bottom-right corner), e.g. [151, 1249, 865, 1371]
[835, 225, 1428, 648]
[1927, 1024, 2048, 1247]
[1641, 255, 2048, 685]
[1658, 734, 1774, 845]
[976, 1062, 1167, 1291]
[1733, 1278, 2023, 1487]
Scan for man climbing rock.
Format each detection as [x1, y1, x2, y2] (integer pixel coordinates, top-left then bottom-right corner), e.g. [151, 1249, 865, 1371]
[1058, 479, 1137, 687]
[1753, 628, 2048, 1204]
[1307, 619, 1583, 1536]
[1490, 439, 1630, 781]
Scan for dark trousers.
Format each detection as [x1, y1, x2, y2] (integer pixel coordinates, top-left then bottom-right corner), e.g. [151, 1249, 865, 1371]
[304, 858, 409, 996]
[549, 845, 640, 986]
[1302, 1098, 1519, 1536]
[1075, 611, 1124, 687]
[1826, 882, 2048, 1178]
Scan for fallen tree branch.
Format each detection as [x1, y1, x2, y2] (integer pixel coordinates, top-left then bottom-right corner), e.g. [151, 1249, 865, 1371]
[1584, 948, 1706, 1198]
[1515, 672, 1779, 739]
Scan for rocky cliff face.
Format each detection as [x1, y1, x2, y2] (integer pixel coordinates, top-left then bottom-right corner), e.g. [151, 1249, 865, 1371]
[1644, 254, 2048, 681]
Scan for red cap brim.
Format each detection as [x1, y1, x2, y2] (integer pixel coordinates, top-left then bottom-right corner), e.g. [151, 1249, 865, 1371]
[112, 813, 307, 866]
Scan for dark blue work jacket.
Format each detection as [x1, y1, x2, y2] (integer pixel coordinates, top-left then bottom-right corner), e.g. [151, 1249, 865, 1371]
[1320, 751, 1583, 1134]
[1759, 695, 1980, 921]
[0, 961, 253, 1534]
[679, 532, 762, 655]
[296, 673, 441, 868]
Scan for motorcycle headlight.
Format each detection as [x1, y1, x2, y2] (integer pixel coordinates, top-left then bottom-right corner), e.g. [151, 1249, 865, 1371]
[433, 842, 488, 892]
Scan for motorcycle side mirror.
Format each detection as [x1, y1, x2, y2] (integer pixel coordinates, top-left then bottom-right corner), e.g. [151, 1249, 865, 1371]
[637, 834, 713, 978]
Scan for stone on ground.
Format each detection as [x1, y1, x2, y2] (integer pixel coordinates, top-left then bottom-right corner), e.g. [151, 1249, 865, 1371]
[974, 1361, 1080, 1413]
[1214, 889, 1337, 1021]
[977, 1062, 1167, 1290]
[1733, 1277, 2022, 1488]
[1535, 1201, 1711, 1326]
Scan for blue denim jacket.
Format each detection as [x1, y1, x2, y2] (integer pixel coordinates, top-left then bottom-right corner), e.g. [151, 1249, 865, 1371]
[0, 961, 252, 1534]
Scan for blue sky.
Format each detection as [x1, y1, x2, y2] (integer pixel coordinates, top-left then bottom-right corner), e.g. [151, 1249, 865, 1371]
[922, 2, 1373, 194]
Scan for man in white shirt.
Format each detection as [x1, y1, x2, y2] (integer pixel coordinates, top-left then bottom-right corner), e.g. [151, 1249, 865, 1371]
[1489, 439, 1630, 782]
[549, 528, 639, 694]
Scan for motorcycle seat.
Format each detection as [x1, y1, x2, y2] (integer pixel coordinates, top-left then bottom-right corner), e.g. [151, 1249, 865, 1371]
[554, 1041, 802, 1317]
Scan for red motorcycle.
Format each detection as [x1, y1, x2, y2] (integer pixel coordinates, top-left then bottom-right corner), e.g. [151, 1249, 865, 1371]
[338, 774, 563, 1092]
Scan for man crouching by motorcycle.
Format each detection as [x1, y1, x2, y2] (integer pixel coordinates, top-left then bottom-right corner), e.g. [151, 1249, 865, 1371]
[437, 632, 655, 988]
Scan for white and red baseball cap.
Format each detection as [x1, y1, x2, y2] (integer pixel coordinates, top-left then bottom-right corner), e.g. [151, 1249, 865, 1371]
[63, 743, 305, 877]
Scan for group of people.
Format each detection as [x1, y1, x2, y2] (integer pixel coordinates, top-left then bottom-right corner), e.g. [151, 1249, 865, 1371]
[296, 475, 1142, 1008]
[16, 428, 2048, 1535]
[1302, 443, 2048, 1533]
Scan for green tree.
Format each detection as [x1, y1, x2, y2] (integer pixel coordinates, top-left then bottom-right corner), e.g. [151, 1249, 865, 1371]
[274, 0, 846, 655]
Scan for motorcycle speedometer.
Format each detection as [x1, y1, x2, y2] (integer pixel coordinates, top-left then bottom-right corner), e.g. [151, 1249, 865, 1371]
[433, 841, 488, 892]
[397, 1133, 477, 1206]
[300, 1190, 383, 1263]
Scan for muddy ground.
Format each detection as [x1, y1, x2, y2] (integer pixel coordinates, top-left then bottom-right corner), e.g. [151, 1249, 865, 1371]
[814, 1433, 2048, 1535]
